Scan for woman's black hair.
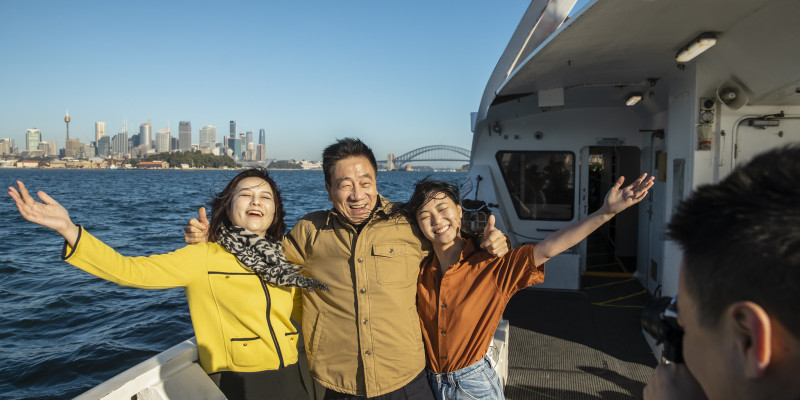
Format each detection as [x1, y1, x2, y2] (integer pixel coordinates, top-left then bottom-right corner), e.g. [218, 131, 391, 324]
[402, 178, 478, 238]
[206, 168, 287, 243]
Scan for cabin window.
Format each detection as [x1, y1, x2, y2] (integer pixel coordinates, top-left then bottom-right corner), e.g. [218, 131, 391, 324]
[495, 151, 575, 221]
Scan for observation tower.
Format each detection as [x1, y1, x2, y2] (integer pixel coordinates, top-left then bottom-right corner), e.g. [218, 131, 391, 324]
[64, 110, 71, 140]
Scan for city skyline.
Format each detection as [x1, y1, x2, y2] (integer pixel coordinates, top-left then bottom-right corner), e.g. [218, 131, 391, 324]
[0, 1, 589, 162]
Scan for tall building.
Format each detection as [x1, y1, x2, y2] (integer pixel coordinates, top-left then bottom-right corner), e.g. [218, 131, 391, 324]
[112, 121, 129, 157]
[140, 121, 152, 149]
[38, 141, 57, 157]
[245, 131, 253, 148]
[26, 128, 41, 151]
[0, 138, 12, 155]
[229, 120, 236, 139]
[156, 126, 171, 153]
[179, 121, 191, 152]
[258, 128, 265, 146]
[97, 136, 111, 157]
[65, 139, 82, 158]
[246, 142, 255, 161]
[95, 121, 106, 145]
[45, 141, 58, 156]
[256, 144, 266, 162]
[84, 143, 96, 158]
[199, 125, 217, 150]
[230, 137, 241, 160]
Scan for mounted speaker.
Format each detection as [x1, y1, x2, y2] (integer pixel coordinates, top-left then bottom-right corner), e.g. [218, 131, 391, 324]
[716, 81, 748, 110]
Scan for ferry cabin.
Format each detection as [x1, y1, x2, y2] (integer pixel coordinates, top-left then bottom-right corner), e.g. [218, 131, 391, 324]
[465, 0, 800, 309]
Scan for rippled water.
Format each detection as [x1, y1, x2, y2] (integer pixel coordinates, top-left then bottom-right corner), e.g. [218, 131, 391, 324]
[0, 168, 465, 400]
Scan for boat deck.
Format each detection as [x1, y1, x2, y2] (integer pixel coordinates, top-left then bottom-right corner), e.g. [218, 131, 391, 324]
[502, 232, 657, 399]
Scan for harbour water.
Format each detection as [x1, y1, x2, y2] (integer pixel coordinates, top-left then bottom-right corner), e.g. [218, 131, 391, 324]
[0, 168, 466, 400]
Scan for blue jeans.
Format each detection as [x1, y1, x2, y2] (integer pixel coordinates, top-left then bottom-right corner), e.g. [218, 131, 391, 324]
[426, 356, 503, 400]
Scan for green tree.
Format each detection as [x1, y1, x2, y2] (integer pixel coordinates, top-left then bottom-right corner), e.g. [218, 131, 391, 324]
[267, 160, 303, 169]
[140, 151, 239, 168]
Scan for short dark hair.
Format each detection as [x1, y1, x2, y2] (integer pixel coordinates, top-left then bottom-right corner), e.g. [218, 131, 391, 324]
[322, 138, 378, 186]
[668, 145, 800, 337]
[207, 168, 287, 243]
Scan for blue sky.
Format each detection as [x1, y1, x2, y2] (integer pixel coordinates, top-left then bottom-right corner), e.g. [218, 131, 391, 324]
[1, 0, 588, 162]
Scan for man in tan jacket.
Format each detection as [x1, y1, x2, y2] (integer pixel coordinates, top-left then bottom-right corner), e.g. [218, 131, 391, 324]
[187, 138, 508, 399]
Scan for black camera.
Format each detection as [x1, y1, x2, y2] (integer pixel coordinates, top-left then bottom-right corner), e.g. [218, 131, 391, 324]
[641, 296, 684, 363]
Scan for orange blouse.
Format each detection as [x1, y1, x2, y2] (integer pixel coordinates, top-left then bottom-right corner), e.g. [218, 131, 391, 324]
[417, 237, 544, 373]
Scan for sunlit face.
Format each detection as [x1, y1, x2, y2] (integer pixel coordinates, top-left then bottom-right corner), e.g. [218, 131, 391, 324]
[416, 192, 463, 248]
[326, 156, 378, 225]
[228, 177, 275, 237]
[678, 259, 734, 399]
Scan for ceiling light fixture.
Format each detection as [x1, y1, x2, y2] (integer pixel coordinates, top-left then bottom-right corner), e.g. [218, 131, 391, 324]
[626, 94, 642, 106]
[676, 33, 717, 63]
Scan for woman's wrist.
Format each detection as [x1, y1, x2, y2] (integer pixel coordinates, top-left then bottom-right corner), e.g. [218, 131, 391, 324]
[59, 223, 80, 247]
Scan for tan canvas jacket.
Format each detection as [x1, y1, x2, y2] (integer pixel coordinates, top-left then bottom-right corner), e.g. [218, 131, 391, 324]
[282, 195, 430, 396]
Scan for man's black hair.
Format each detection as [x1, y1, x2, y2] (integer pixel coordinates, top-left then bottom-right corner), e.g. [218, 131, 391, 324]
[322, 138, 378, 186]
[668, 145, 800, 336]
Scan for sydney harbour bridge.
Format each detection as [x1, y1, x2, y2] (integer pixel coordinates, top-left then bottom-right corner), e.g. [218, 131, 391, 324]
[378, 145, 471, 170]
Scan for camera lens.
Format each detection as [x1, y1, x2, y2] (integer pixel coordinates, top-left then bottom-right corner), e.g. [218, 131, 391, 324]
[642, 296, 684, 363]
[642, 296, 672, 338]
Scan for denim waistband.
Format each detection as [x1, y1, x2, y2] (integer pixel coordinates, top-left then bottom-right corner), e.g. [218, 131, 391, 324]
[428, 356, 493, 384]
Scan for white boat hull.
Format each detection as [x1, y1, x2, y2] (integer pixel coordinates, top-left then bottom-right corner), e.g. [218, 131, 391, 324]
[75, 338, 225, 400]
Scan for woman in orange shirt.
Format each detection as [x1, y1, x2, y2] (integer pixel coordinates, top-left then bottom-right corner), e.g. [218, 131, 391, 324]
[404, 174, 653, 400]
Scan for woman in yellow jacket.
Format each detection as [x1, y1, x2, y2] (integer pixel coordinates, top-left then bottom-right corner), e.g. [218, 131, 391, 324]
[7, 168, 326, 400]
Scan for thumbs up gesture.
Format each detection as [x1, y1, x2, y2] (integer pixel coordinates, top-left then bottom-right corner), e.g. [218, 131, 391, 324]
[184, 207, 210, 244]
[480, 214, 509, 257]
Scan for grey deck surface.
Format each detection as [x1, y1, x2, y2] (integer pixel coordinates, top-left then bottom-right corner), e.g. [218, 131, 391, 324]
[502, 232, 657, 399]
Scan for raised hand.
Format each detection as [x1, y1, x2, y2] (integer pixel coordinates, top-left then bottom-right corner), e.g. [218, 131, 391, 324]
[184, 207, 210, 244]
[480, 214, 509, 257]
[8, 180, 80, 245]
[601, 173, 655, 215]
[533, 172, 654, 265]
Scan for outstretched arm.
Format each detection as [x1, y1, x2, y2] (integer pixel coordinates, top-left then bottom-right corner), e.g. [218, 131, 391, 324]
[533, 173, 654, 265]
[8, 180, 80, 246]
[184, 207, 210, 244]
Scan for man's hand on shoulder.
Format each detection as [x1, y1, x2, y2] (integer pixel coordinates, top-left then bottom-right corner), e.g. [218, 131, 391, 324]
[480, 215, 509, 257]
[184, 207, 210, 244]
[644, 363, 707, 400]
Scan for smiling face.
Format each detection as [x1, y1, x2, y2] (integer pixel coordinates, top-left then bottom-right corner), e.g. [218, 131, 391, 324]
[416, 191, 463, 248]
[326, 156, 378, 225]
[227, 177, 275, 237]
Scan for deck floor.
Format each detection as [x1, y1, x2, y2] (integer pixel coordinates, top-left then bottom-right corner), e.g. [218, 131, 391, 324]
[502, 232, 657, 399]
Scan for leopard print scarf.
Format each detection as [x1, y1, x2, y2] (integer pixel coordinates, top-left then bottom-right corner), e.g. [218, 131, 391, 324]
[218, 225, 327, 291]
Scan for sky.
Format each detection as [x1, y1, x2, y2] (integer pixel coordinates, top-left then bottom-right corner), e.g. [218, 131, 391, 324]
[0, 0, 588, 163]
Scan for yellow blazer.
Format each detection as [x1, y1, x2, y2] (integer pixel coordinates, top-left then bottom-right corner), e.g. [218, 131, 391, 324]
[63, 227, 302, 374]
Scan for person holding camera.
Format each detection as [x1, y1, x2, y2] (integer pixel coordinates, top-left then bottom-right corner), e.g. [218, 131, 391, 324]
[643, 145, 800, 400]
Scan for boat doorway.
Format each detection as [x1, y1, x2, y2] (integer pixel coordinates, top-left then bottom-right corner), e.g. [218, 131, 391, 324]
[578, 146, 642, 282]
